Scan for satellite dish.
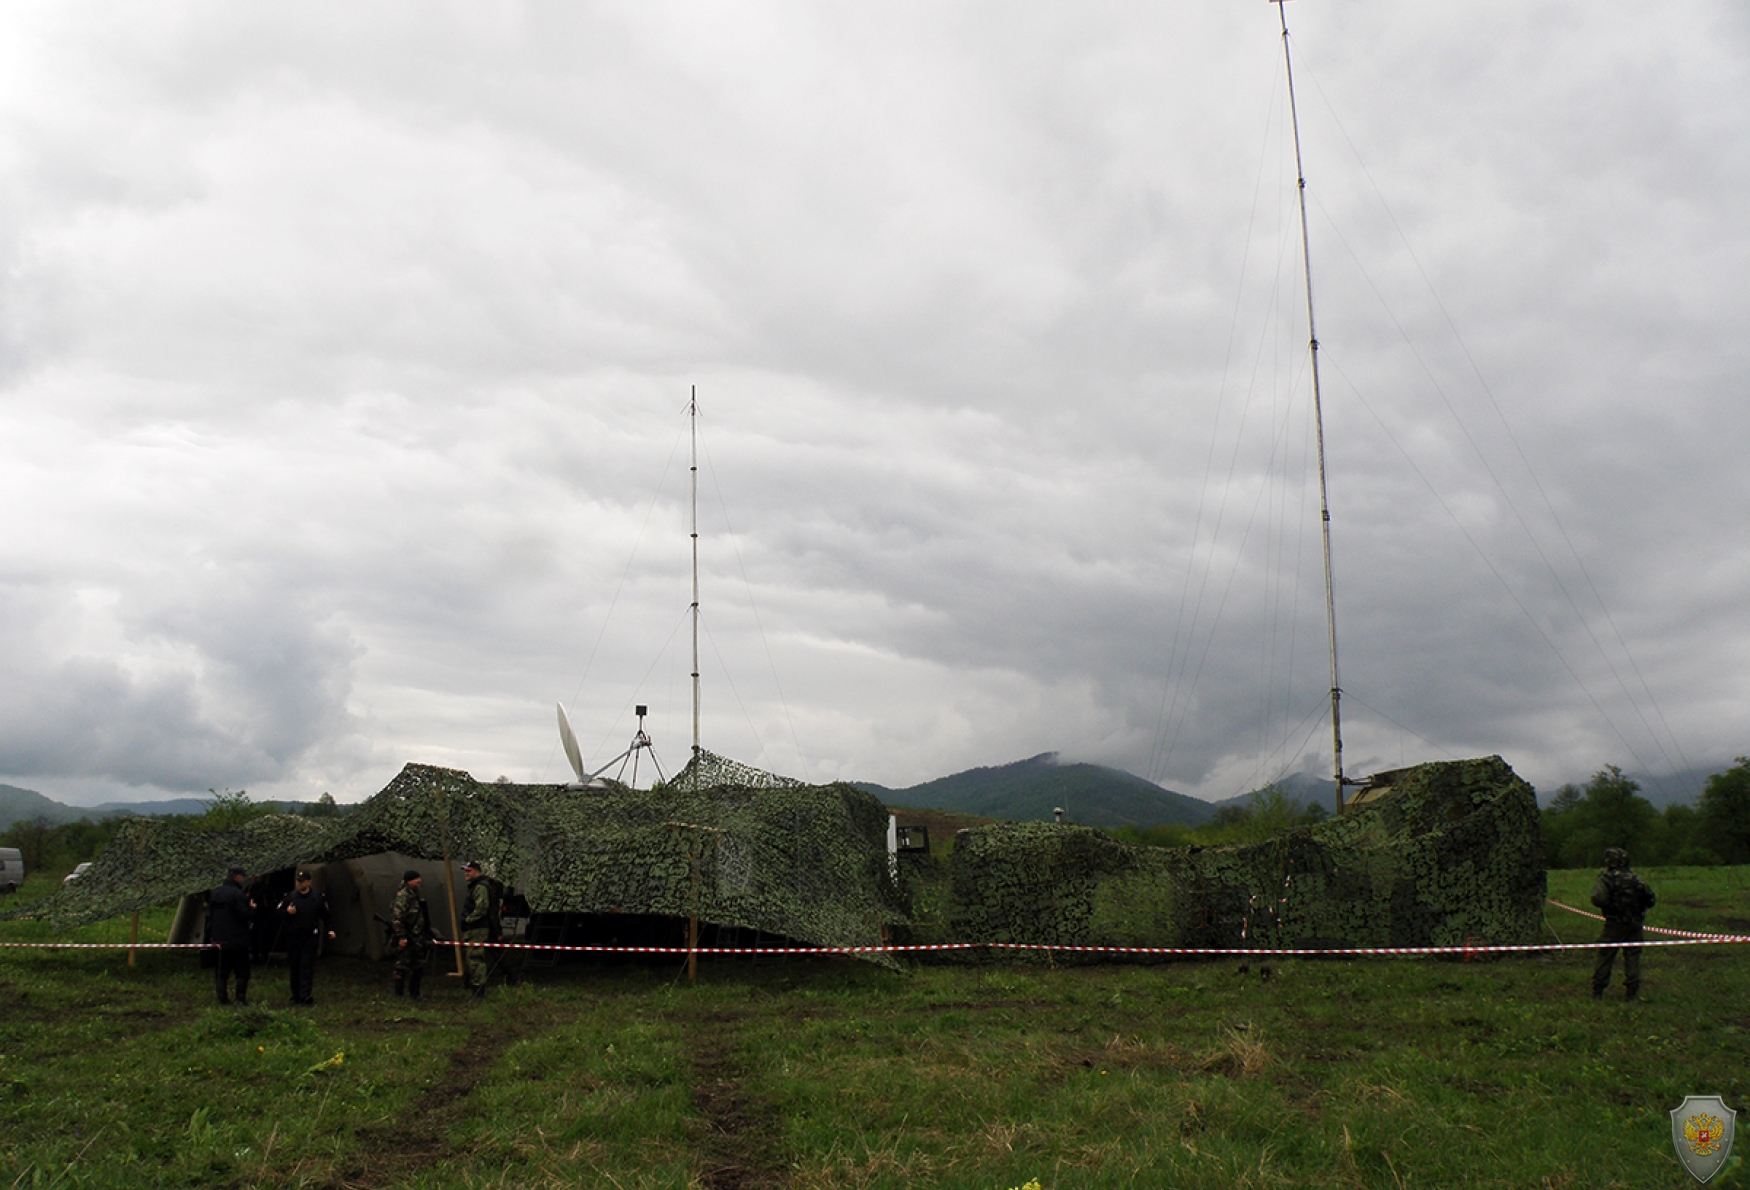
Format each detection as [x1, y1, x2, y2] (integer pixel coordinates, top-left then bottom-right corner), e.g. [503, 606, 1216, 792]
[556, 702, 587, 784]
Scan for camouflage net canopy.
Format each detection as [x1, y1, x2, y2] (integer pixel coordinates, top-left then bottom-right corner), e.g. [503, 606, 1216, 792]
[10, 763, 907, 963]
[5, 813, 339, 932]
[911, 756, 1546, 953]
[14, 754, 1543, 964]
[666, 748, 806, 791]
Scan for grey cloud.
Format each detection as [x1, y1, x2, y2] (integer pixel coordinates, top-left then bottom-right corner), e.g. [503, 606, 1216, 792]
[0, 578, 364, 791]
[0, 0, 1744, 807]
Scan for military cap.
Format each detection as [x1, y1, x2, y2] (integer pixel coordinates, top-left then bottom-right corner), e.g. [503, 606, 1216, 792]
[403, 869, 421, 882]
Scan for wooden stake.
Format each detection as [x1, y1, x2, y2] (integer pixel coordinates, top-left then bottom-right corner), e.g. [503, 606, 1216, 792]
[436, 784, 466, 976]
[668, 820, 722, 983]
[127, 910, 139, 967]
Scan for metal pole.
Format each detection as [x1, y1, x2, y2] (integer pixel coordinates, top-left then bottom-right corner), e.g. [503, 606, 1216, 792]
[1275, 0, 1347, 815]
[690, 387, 701, 788]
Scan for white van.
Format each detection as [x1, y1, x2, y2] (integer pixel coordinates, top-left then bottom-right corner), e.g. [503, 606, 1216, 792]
[0, 847, 23, 894]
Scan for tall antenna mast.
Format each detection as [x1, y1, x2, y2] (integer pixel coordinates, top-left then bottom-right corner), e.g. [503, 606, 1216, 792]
[689, 386, 701, 785]
[1274, 0, 1348, 814]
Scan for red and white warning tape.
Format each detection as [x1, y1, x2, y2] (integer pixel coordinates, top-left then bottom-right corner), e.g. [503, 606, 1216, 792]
[2, 936, 1743, 957]
[429, 934, 1750, 957]
[1544, 898, 1741, 939]
[2, 900, 1743, 958]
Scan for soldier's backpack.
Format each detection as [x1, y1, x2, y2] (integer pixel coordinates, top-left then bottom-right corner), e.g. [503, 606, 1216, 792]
[1605, 869, 1655, 919]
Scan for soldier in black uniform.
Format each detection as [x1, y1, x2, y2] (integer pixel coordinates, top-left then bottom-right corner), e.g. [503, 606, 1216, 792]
[277, 869, 336, 1006]
[209, 866, 256, 1006]
[1591, 846, 1657, 1001]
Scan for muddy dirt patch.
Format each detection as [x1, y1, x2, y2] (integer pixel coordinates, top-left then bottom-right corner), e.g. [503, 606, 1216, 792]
[329, 1022, 519, 1190]
[686, 1013, 789, 1190]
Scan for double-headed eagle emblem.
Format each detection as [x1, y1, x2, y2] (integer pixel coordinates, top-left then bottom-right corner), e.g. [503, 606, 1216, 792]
[1672, 1096, 1736, 1183]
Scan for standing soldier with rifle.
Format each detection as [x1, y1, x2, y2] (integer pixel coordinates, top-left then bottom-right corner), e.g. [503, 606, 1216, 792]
[390, 869, 432, 1001]
[1591, 847, 1657, 1001]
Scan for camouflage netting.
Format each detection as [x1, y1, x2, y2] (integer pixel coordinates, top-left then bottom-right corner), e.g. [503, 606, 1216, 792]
[11, 754, 1545, 965]
[8, 762, 907, 965]
[667, 748, 806, 790]
[926, 756, 1545, 954]
[3, 813, 342, 931]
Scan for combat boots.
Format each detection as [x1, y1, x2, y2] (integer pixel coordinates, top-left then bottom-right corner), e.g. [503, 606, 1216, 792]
[407, 971, 424, 1001]
[393, 974, 405, 998]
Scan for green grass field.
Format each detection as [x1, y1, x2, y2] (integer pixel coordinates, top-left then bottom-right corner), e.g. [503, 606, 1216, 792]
[3, 866, 1749, 1189]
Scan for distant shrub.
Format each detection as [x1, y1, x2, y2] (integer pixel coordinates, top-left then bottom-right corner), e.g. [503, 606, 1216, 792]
[1107, 824, 1199, 849]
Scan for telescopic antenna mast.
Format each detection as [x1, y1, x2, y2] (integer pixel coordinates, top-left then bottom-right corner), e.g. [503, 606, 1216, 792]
[689, 387, 701, 787]
[1274, 0, 1349, 815]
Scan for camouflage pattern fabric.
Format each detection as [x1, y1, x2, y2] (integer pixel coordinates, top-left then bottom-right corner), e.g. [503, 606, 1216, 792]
[7, 759, 905, 967]
[1590, 866, 1656, 924]
[668, 749, 805, 791]
[902, 756, 1547, 955]
[1592, 918, 1645, 997]
[390, 884, 431, 977]
[9, 754, 1545, 965]
[459, 879, 491, 991]
[460, 929, 490, 991]
[1591, 862, 1655, 997]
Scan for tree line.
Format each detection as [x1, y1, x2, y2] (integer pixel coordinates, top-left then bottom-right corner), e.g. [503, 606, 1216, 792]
[1540, 759, 1750, 870]
[1107, 786, 1329, 850]
[0, 789, 344, 880]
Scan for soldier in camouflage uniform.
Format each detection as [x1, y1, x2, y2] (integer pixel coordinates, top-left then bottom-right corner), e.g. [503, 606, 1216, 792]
[459, 860, 491, 1001]
[390, 869, 432, 1000]
[1591, 847, 1656, 1001]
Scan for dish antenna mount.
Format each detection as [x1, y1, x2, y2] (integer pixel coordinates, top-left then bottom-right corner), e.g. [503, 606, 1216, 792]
[557, 702, 669, 790]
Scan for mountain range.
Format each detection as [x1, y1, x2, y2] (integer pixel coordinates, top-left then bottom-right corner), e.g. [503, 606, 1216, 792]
[1, 756, 1720, 835]
[0, 784, 233, 833]
[1, 758, 1246, 834]
[857, 752, 1219, 829]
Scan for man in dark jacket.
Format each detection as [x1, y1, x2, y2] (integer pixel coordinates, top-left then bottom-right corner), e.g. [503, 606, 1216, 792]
[1591, 846, 1657, 1001]
[209, 866, 256, 1006]
[277, 869, 335, 1006]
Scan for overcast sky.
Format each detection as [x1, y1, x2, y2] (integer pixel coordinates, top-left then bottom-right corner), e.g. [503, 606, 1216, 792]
[2, 1, 1745, 808]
